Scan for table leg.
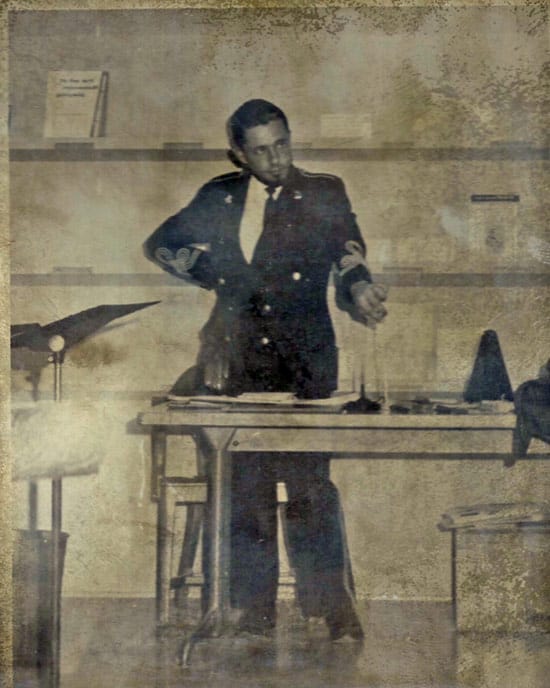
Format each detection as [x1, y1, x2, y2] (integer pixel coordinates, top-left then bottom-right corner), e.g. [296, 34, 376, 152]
[151, 427, 167, 502]
[451, 530, 457, 630]
[50, 478, 62, 688]
[179, 428, 235, 666]
[157, 480, 173, 627]
[152, 429, 168, 625]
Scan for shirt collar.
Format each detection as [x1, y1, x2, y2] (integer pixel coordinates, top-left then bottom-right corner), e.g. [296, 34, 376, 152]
[248, 173, 283, 200]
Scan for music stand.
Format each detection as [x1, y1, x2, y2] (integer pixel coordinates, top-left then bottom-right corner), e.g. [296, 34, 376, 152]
[11, 301, 160, 687]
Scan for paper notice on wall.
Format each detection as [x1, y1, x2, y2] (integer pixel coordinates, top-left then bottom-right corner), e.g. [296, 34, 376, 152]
[469, 200, 519, 262]
[320, 113, 372, 140]
[44, 71, 108, 138]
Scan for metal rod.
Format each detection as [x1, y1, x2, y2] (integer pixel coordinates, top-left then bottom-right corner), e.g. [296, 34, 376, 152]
[53, 353, 62, 402]
[374, 330, 390, 406]
[372, 330, 380, 398]
[50, 478, 62, 688]
[48, 337, 65, 687]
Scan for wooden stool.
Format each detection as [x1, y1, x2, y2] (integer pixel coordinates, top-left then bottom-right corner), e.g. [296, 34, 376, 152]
[159, 476, 295, 625]
[162, 477, 208, 615]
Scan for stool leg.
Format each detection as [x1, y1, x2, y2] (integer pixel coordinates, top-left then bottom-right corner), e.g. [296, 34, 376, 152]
[195, 440, 210, 615]
[174, 503, 204, 608]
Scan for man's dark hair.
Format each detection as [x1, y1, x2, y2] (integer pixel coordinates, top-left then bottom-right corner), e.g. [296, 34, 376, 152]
[226, 99, 289, 150]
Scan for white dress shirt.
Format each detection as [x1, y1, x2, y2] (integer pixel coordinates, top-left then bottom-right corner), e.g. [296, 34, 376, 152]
[240, 175, 282, 263]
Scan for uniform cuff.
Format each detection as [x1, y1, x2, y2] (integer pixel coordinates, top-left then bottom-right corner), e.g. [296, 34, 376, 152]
[340, 265, 372, 303]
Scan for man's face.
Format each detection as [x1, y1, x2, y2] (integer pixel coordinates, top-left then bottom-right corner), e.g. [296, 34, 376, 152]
[233, 118, 292, 186]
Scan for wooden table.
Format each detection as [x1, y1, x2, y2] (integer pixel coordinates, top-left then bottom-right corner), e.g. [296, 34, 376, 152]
[138, 404, 545, 664]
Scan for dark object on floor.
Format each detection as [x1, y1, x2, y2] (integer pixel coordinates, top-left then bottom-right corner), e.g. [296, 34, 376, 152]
[509, 378, 550, 467]
[342, 385, 382, 414]
[13, 530, 68, 668]
[464, 329, 514, 403]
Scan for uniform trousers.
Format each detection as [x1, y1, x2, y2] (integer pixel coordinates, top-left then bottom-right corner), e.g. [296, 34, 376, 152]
[229, 452, 355, 621]
[173, 343, 357, 623]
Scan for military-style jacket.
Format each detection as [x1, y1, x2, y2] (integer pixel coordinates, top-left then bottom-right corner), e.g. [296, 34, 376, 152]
[144, 165, 371, 398]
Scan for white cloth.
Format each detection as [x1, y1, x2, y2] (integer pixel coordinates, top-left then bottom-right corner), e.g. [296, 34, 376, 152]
[239, 175, 282, 263]
[11, 401, 104, 480]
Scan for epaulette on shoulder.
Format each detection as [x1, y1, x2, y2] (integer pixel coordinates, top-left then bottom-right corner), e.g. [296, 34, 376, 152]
[297, 169, 341, 183]
[208, 170, 245, 184]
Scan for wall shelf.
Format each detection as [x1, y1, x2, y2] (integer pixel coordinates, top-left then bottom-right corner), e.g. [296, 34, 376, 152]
[9, 147, 550, 163]
[10, 273, 550, 288]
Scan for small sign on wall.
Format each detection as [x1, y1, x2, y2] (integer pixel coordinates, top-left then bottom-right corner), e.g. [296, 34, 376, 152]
[44, 71, 108, 138]
[468, 194, 520, 262]
[319, 113, 372, 144]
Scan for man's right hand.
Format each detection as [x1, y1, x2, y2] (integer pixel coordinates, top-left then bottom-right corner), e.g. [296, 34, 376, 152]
[350, 281, 388, 329]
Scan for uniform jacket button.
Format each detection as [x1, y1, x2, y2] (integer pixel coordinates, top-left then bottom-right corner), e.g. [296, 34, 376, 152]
[262, 304, 272, 313]
[292, 271, 301, 281]
[261, 337, 270, 345]
[218, 277, 226, 285]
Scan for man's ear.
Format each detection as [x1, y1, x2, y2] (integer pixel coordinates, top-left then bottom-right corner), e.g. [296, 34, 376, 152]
[226, 149, 243, 168]
[231, 145, 248, 167]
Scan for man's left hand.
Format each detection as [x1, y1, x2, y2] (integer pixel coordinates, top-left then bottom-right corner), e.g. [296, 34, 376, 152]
[350, 281, 388, 329]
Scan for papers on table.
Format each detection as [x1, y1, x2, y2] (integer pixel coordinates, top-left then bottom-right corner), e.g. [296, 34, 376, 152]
[166, 393, 515, 415]
[389, 398, 515, 415]
[167, 391, 360, 410]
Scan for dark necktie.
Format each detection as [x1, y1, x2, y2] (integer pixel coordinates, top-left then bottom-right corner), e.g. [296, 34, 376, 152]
[251, 185, 279, 265]
[263, 185, 278, 228]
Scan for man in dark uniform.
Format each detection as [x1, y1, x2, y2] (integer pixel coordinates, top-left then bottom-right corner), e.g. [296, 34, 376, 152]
[144, 99, 387, 640]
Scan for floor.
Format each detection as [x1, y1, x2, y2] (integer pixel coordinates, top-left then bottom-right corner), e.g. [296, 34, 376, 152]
[13, 598, 550, 688]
